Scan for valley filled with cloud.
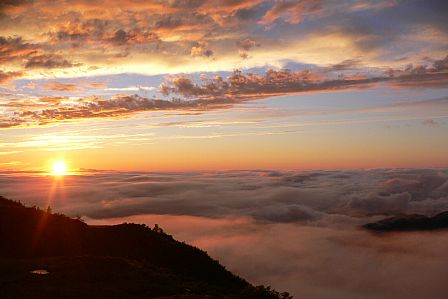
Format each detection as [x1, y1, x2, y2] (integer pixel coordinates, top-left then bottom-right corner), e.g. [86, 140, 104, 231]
[1, 168, 447, 298]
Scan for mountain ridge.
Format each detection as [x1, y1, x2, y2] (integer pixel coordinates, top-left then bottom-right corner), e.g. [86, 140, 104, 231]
[363, 211, 448, 232]
[0, 196, 291, 299]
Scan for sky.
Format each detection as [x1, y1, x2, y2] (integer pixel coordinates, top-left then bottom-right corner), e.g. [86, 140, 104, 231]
[1, 1, 448, 297]
[0, 0, 447, 171]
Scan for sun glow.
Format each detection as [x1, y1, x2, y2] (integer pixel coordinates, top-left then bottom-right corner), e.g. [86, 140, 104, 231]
[52, 161, 68, 176]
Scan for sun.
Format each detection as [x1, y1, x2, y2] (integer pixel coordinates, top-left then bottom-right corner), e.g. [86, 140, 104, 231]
[52, 161, 67, 176]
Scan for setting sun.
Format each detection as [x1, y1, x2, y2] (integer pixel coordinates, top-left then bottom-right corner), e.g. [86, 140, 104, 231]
[52, 161, 67, 176]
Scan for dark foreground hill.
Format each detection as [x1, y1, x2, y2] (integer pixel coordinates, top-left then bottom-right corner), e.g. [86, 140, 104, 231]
[0, 196, 291, 299]
[364, 211, 448, 232]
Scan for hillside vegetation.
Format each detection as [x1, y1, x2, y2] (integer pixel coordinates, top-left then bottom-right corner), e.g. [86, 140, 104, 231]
[0, 196, 291, 299]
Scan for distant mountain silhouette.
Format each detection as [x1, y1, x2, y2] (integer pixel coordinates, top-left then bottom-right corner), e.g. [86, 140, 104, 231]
[363, 211, 448, 232]
[0, 196, 292, 299]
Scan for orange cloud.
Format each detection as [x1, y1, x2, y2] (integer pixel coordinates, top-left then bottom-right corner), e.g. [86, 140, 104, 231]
[259, 0, 322, 25]
[44, 82, 81, 91]
[2, 54, 447, 128]
[190, 41, 213, 57]
[24, 54, 79, 69]
[0, 70, 23, 84]
[0, 36, 38, 63]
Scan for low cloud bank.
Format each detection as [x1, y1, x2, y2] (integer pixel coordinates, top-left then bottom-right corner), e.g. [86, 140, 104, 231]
[1, 168, 448, 223]
[89, 214, 448, 299]
[1, 168, 448, 298]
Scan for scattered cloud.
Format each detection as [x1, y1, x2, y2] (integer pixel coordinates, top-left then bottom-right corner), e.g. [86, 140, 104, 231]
[0, 70, 23, 84]
[104, 86, 156, 92]
[236, 38, 260, 59]
[329, 58, 362, 71]
[0, 36, 37, 63]
[24, 54, 79, 69]
[0, 0, 445, 80]
[161, 55, 448, 100]
[422, 119, 445, 127]
[44, 82, 81, 91]
[259, 0, 322, 25]
[1, 54, 447, 128]
[190, 41, 213, 57]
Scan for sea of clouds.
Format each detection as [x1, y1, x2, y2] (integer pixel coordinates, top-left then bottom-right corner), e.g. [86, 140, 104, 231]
[1, 168, 448, 298]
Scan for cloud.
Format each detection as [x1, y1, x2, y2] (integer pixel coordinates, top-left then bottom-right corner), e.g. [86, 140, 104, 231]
[0, 93, 221, 127]
[236, 38, 259, 51]
[14, 95, 187, 124]
[259, 0, 322, 25]
[0, 119, 23, 128]
[161, 55, 448, 100]
[24, 54, 79, 69]
[422, 119, 444, 127]
[236, 38, 259, 59]
[2, 54, 447, 128]
[108, 29, 159, 46]
[104, 85, 156, 92]
[88, 82, 107, 89]
[386, 55, 448, 87]
[0, 0, 446, 80]
[329, 58, 362, 71]
[1, 168, 448, 298]
[50, 20, 160, 47]
[1, 169, 447, 223]
[44, 82, 81, 91]
[0, 70, 23, 83]
[0, 0, 32, 13]
[190, 41, 213, 57]
[346, 191, 411, 215]
[86, 213, 448, 299]
[0, 36, 37, 63]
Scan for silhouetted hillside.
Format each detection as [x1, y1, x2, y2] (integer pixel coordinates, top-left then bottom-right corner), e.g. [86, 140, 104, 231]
[0, 196, 291, 299]
[364, 211, 448, 232]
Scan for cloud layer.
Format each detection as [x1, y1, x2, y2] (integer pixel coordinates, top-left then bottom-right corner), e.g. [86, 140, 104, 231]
[2, 54, 447, 128]
[1, 0, 447, 129]
[1, 168, 448, 298]
[1, 0, 447, 79]
[1, 168, 447, 224]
